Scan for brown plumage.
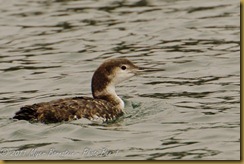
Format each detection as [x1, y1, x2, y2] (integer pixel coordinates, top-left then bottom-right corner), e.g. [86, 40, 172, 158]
[13, 58, 141, 124]
[13, 97, 123, 123]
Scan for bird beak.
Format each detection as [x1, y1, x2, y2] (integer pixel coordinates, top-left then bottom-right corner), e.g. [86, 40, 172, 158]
[135, 67, 147, 75]
[135, 67, 163, 75]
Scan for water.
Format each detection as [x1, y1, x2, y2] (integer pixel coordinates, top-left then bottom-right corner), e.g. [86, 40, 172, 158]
[0, 0, 240, 160]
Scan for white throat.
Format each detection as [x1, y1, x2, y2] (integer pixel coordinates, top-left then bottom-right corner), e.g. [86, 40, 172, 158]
[105, 84, 125, 110]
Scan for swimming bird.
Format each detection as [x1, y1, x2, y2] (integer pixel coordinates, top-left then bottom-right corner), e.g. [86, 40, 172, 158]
[13, 58, 142, 124]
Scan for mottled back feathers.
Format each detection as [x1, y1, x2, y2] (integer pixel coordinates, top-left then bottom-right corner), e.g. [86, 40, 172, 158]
[13, 97, 123, 124]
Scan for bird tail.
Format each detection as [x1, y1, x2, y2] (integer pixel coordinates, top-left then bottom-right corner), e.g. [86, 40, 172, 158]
[13, 105, 37, 121]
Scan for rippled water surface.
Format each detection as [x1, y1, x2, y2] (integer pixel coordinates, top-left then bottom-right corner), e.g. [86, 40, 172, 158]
[0, 0, 240, 160]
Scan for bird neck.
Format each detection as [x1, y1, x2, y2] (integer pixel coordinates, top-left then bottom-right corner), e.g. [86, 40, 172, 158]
[92, 70, 124, 109]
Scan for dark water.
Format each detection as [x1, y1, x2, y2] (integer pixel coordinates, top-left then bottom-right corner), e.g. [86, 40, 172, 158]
[0, 0, 240, 160]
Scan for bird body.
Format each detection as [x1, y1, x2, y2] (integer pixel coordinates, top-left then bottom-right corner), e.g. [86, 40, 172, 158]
[13, 58, 141, 123]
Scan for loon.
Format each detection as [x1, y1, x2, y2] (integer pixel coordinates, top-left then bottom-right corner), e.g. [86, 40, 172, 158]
[13, 58, 142, 124]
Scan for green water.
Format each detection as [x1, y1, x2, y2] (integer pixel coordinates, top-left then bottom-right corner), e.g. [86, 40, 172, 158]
[0, 0, 240, 160]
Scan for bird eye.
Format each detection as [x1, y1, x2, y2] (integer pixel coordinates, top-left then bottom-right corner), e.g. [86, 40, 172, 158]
[121, 65, 127, 70]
